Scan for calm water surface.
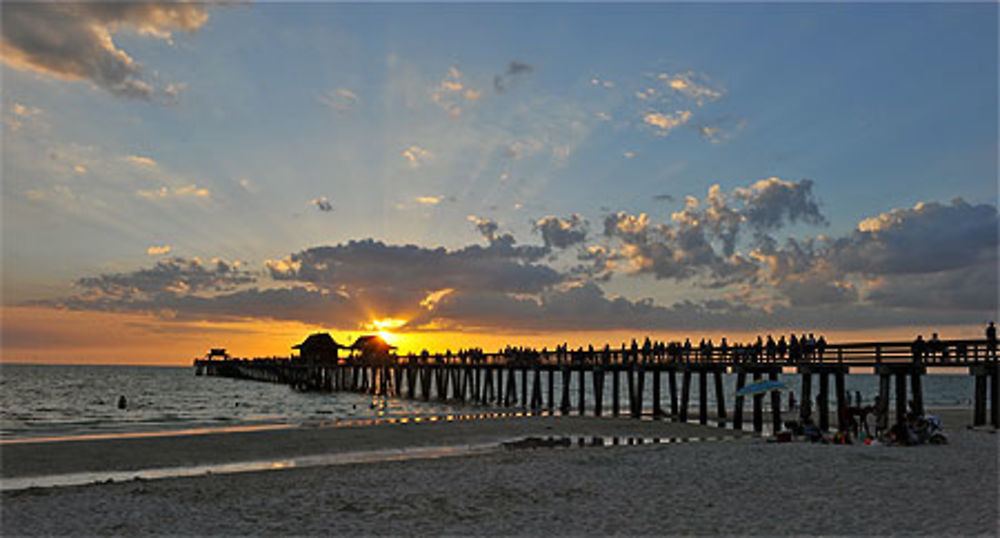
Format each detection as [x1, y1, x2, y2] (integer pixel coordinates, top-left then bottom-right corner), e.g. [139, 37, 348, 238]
[0, 364, 466, 440]
[0, 364, 975, 441]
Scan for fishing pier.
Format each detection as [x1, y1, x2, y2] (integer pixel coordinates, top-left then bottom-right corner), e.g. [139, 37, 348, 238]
[195, 337, 998, 433]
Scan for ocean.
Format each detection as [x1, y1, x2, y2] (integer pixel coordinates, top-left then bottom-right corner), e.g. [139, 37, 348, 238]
[0, 364, 976, 441]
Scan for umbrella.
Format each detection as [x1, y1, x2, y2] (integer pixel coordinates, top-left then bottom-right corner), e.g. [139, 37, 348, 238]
[735, 379, 787, 397]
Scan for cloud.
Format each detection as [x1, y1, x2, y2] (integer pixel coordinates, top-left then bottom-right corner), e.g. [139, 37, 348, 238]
[147, 245, 172, 256]
[658, 71, 725, 106]
[507, 61, 533, 76]
[733, 177, 827, 232]
[416, 196, 442, 205]
[599, 179, 826, 283]
[401, 145, 431, 168]
[643, 110, 692, 134]
[263, 238, 558, 321]
[312, 196, 333, 212]
[73, 256, 253, 300]
[123, 155, 157, 168]
[137, 184, 210, 199]
[430, 66, 480, 117]
[494, 60, 534, 93]
[533, 215, 588, 249]
[1, 2, 209, 99]
[468, 215, 500, 244]
[319, 88, 359, 112]
[831, 198, 997, 275]
[865, 262, 997, 311]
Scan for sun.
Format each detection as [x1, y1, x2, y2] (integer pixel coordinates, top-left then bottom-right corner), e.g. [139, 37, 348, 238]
[371, 318, 406, 346]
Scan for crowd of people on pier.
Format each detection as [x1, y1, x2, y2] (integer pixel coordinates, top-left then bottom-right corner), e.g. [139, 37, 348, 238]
[415, 322, 998, 367]
[417, 333, 832, 366]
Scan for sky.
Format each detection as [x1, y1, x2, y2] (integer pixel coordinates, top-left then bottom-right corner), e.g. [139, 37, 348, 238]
[1, 2, 997, 365]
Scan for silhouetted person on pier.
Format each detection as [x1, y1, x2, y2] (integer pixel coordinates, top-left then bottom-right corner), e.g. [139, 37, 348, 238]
[777, 335, 787, 361]
[683, 338, 692, 362]
[789, 334, 800, 363]
[817, 335, 827, 361]
[912, 335, 926, 363]
[986, 321, 996, 359]
[765, 335, 776, 362]
[719, 337, 729, 362]
[929, 333, 942, 362]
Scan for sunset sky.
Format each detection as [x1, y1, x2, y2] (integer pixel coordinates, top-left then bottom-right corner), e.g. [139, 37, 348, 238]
[2, 2, 997, 364]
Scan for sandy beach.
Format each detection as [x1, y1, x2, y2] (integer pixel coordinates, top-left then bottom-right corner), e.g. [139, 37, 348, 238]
[2, 409, 997, 536]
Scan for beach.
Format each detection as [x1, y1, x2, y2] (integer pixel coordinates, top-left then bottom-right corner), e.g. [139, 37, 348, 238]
[2, 408, 997, 536]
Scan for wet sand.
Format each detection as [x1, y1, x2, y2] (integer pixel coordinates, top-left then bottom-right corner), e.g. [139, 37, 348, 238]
[2, 409, 997, 535]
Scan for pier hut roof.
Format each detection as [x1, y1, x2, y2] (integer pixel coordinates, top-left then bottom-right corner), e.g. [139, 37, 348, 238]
[293, 333, 344, 351]
[350, 335, 396, 353]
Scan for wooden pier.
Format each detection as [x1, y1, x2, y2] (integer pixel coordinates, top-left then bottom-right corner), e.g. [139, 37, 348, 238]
[195, 338, 998, 432]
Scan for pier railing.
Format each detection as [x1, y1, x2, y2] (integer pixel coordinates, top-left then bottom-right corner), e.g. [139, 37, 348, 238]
[194, 338, 998, 431]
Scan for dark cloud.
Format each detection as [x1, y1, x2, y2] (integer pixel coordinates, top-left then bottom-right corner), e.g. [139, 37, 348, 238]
[652, 194, 675, 202]
[599, 179, 826, 284]
[734, 178, 827, 231]
[507, 60, 534, 76]
[34, 188, 997, 333]
[866, 262, 998, 311]
[469, 216, 499, 244]
[533, 215, 587, 249]
[494, 60, 534, 93]
[1, 2, 209, 99]
[267, 239, 557, 299]
[75, 257, 254, 299]
[830, 198, 997, 275]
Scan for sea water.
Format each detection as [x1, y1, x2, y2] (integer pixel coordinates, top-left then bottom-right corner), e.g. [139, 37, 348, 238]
[0, 364, 975, 441]
[0, 364, 467, 440]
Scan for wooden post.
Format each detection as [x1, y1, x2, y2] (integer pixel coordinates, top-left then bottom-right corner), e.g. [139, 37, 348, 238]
[547, 368, 555, 412]
[634, 366, 645, 419]
[973, 371, 987, 426]
[818, 372, 829, 431]
[679, 369, 691, 423]
[769, 371, 782, 434]
[441, 366, 451, 402]
[578, 365, 586, 416]
[505, 368, 516, 407]
[496, 368, 503, 404]
[714, 369, 727, 425]
[668, 369, 678, 417]
[483, 366, 494, 403]
[652, 367, 663, 418]
[992, 366, 999, 428]
[894, 372, 907, 428]
[626, 365, 636, 417]
[877, 373, 890, 432]
[612, 368, 620, 417]
[521, 368, 529, 409]
[473, 366, 481, 403]
[406, 366, 416, 399]
[834, 370, 846, 431]
[532, 367, 542, 410]
[698, 370, 708, 425]
[594, 367, 604, 417]
[734, 370, 747, 430]
[910, 370, 924, 417]
[752, 371, 763, 434]
[560, 367, 571, 415]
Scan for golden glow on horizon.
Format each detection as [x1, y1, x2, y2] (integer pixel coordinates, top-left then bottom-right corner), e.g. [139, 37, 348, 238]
[0, 306, 988, 366]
